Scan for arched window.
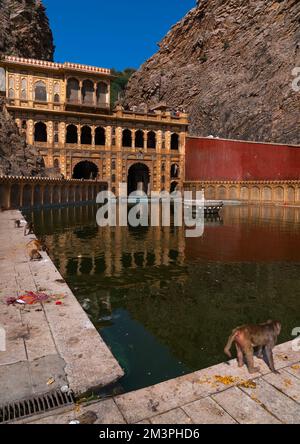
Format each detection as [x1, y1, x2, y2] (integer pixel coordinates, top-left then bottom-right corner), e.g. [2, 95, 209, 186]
[34, 122, 47, 142]
[111, 174, 116, 183]
[122, 129, 132, 147]
[96, 82, 108, 105]
[34, 81, 47, 102]
[66, 124, 78, 144]
[171, 133, 179, 150]
[54, 133, 59, 143]
[53, 83, 60, 103]
[147, 131, 156, 149]
[171, 164, 179, 178]
[82, 80, 94, 104]
[111, 160, 116, 170]
[54, 159, 60, 169]
[67, 78, 80, 103]
[81, 126, 92, 145]
[135, 130, 144, 149]
[95, 127, 105, 146]
[21, 78, 27, 99]
[22, 120, 27, 129]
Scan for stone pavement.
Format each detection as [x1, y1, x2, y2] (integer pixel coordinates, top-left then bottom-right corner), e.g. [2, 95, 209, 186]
[16, 340, 300, 424]
[0, 210, 123, 404]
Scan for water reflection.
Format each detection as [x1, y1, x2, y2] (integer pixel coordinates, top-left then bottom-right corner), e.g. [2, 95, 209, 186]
[25, 204, 300, 392]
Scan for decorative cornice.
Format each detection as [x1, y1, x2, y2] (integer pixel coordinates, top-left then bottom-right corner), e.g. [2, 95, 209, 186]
[2, 56, 111, 76]
[0, 175, 107, 185]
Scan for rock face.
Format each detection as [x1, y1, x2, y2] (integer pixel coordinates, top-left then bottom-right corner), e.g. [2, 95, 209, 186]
[0, 97, 45, 176]
[125, 0, 300, 144]
[0, 0, 54, 60]
[0, 0, 54, 176]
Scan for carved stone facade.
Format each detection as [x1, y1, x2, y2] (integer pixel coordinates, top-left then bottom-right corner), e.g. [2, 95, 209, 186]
[0, 56, 188, 196]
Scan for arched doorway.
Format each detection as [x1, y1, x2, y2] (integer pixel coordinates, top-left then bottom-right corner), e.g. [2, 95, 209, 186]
[73, 161, 98, 180]
[128, 163, 150, 195]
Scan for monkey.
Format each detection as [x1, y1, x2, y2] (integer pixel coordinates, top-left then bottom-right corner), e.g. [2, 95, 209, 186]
[24, 221, 34, 236]
[29, 249, 42, 261]
[14, 219, 21, 228]
[224, 320, 282, 374]
[26, 239, 48, 252]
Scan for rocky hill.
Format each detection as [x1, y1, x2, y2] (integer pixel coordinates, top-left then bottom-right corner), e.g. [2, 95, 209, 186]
[124, 0, 300, 144]
[0, 0, 54, 176]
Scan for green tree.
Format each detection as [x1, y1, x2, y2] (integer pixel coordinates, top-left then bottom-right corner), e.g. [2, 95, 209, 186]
[110, 68, 136, 107]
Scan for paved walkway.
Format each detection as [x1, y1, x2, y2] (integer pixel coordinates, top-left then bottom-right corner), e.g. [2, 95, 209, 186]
[17, 340, 300, 424]
[0, 210, 123, 404]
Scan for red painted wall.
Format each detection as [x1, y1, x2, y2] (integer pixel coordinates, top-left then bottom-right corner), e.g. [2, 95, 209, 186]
[186, 137, 300, 181]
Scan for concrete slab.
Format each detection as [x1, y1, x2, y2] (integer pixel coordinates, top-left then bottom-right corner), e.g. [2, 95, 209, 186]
[212, 387, 281, 424]
[182, 397, 237, 424]
[0, 361, 32, 404]
[263, 369, 300, 403]
[285, 362, 300, 380]
[150, 408, 192, 425]
[240, 379, 300, 424]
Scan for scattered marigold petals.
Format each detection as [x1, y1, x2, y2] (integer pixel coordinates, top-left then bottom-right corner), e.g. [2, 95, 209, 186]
[239, 380, 257, 389]
[214, 375, 239, 385]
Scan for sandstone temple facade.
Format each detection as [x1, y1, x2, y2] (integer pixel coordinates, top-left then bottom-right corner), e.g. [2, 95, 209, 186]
[0, 56, 188, 196]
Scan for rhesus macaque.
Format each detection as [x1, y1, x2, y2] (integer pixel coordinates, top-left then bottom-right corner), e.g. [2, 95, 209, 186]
[224, 320, 282, 374]
[29, 249, 42, 261]
[26, 239, 48, 253]
[24, 221, 34, 236]
[14, 219, 21, 228]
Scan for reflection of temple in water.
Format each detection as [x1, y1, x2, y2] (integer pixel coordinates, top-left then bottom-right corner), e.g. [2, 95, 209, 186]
[32, 205, 186, 278]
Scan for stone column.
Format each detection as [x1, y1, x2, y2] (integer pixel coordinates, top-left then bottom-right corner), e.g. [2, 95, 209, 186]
[92, 126, 95, 147]
[27, 119, 34, 145]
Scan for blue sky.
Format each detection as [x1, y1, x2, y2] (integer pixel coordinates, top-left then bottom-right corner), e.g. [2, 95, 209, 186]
[43, 0, 195, 71]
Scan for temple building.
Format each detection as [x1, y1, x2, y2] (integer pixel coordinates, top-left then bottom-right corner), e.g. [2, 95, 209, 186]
[0, 56, 188, 195]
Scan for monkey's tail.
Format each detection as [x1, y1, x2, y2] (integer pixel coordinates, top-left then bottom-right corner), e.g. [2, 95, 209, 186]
[224, 331, 237, 358]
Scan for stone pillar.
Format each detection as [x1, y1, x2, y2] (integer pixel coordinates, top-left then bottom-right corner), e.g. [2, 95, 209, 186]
[27, 119, 34, 145]
[106, 126, 112, 149]
[132, 129, 136, 149]
[92, 126, 95, 147]
[77, 124, 81, 147]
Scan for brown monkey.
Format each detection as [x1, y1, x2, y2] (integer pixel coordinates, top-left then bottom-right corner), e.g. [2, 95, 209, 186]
[224, 320, 281, 374]
[26, 239, 48, 253]
[24, 221, 34, 236]
[29, 249, 42, 261]
[14, 219, 21, 228]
